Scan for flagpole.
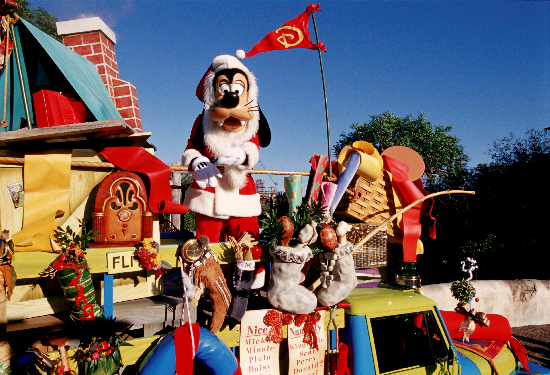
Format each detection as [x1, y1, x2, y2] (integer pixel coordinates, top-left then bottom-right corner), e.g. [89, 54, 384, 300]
[310, 9, 332, 178]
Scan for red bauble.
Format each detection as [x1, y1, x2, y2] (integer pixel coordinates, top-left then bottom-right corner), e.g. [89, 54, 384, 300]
[250, 245, 263, 260]
[278, 216, 294, 246]
[320, 224, 338, 250]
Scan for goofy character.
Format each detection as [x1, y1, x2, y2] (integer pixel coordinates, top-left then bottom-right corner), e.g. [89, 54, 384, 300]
[182, 53, 270, 242]
[182, 53, 271, 327]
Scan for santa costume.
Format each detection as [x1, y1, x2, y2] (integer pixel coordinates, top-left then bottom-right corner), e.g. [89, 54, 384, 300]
[182, 53, 270, 242]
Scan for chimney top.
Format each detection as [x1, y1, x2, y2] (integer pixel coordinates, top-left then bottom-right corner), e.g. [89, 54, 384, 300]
[56, 17, 116, 44]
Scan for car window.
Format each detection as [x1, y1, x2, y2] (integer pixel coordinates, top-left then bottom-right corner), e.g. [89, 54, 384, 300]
[371, 311, 448, 373]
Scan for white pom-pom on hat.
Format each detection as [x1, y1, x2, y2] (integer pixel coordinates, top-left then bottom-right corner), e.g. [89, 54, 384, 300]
[236, 50, 246, 60]
[212, 54, 249, 74]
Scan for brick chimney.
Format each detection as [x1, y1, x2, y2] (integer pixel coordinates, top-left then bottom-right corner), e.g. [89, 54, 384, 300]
[56, 17, 142, 131]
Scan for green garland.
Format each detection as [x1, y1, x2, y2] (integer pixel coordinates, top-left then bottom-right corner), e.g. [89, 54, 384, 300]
[75, 333, 125, 375]
[450, 280, 476, 303]
[261, 202, 326, 251]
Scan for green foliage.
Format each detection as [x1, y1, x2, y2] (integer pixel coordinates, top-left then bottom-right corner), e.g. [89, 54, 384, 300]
[182, 211, 196, 231]
[334, 111, 469, 186]
[14, 0, 61, 41]
[260, 209, 285, 250]
[450, 280, 476, 303]
[178, 174, 196, 231]
[465, 129, 549, 279]
[459, 234, 502, 258]
[55, 220, 97, 249]
[422, 128, 549, 283]
[489, 129, 550, 165]
[290, 201, 325, 237]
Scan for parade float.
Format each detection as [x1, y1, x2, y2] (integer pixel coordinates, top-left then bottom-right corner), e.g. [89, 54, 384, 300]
[0, 2, 547, 375]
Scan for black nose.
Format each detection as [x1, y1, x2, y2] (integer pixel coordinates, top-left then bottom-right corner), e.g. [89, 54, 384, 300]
[221, 91, 240, 108]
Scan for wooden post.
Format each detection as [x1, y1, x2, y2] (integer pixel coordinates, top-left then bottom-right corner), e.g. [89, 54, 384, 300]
[170, 162, 182, 231]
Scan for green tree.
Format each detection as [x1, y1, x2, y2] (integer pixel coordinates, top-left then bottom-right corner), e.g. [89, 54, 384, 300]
[180, 174, 195, 231]
[14, 0, 60, 41]
[334, 112, 469, 187]
[462, 129, 549, 280]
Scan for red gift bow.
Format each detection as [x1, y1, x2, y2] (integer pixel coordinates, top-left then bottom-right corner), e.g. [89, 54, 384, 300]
[455, 301, 490, 342]
[295, 311, 322, 350]
[264, 309, 294, 344]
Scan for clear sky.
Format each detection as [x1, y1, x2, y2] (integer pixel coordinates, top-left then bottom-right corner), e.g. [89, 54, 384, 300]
[31, 0, 550, 191]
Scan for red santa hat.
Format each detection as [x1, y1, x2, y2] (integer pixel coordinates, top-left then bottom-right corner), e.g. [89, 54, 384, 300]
[196, 50, 258, 109]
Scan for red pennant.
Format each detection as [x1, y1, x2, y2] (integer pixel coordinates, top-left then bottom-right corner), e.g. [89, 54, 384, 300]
[245, 4, 326, 57]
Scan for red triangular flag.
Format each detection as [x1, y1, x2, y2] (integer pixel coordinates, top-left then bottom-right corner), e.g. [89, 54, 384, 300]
[245, 4, 326, 57]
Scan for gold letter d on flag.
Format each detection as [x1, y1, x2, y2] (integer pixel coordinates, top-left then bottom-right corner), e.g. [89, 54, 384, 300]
[276, 26, 304, 49]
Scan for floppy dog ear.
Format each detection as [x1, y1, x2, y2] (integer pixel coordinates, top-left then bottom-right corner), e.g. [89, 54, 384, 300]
[191, 112, 205, 150]
[258, 109, 271, 148]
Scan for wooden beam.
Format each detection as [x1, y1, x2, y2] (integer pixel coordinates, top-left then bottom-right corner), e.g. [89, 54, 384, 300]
[0, 120, 136, 145]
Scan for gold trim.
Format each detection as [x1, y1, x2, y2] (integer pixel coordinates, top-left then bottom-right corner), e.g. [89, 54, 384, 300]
[101, 176, 148, 213]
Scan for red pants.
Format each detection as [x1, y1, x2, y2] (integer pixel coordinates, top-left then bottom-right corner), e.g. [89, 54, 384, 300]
[195, 213, 259, 242]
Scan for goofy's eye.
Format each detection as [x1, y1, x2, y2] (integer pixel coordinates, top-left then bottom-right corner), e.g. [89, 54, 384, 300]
[232, 83, 245, 96]
[219, 83, 231, 94]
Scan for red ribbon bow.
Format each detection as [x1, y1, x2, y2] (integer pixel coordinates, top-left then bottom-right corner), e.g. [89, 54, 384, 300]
[455, 301, 490, 341]
[264, 309, 294, 344]
[295, 311, 322, 350]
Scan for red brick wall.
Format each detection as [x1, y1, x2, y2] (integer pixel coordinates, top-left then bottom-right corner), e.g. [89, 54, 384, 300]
[62, 30, 142, 131]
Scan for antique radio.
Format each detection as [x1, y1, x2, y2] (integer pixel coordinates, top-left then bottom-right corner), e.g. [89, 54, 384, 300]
[91, 171, 153, 246]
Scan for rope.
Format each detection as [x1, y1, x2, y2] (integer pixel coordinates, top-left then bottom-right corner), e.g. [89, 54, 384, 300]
[0, 157, 310, 175]
[352, 190, 475, 254]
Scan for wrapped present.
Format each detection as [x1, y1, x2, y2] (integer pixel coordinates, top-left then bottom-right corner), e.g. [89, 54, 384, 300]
[284, 175, 303, 213]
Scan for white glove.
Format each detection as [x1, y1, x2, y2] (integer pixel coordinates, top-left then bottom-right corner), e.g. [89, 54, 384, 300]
[191, 156, 221, 189]
[214, 144, 247, 166]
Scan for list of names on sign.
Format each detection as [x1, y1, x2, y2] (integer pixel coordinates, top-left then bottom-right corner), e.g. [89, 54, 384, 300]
[287, 311, 326, 375]
[240, 310, 281, 375]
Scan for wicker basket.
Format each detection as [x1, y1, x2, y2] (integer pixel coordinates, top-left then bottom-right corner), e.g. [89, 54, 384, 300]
[334, 170, 403, 240]
[347, 224, 388, 268]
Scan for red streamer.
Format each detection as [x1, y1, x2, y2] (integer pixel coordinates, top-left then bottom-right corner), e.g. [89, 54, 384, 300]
[98, 147, 189, 214]
[382, 155, 434, 262]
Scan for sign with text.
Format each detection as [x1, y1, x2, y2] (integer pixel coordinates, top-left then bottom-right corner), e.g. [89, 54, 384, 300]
[106, 250, 141, 274]
[240, 310, 280, 375]
[288, 311, 326, 375]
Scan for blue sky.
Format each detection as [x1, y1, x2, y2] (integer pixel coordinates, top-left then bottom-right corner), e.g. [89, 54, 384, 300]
[32, 0, 550, 191]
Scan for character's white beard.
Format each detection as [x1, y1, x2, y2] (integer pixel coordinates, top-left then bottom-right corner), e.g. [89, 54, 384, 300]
[203, 114, 259, 190]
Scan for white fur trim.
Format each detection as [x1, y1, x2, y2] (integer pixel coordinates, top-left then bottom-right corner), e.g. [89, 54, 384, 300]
[182, 148, 203, 167]
[237, 260, 255, 271]
[251, 269, 265, 289]
[184, 188, 223, 218]
[203, 115, 259, 154]
[183, 187, 261, 219]
[212, 54, 249, 74]
[214, 184, 261, 217]
[242, 141, 259, 168]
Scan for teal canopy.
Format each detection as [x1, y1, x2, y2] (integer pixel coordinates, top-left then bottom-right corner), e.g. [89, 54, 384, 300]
[0, 18, 122, 132]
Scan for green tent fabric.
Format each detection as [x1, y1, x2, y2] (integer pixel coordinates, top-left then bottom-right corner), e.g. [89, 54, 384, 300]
[0, 23, 32, 132]
[0, 19, 122, 132]
[20, 19, 122, 122]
